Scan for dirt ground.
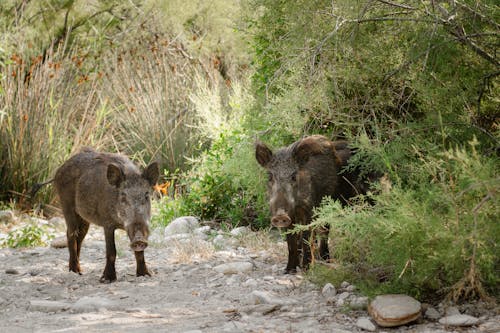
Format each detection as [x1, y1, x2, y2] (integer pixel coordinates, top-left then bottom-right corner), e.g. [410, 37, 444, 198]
[0, 217, 498, 333]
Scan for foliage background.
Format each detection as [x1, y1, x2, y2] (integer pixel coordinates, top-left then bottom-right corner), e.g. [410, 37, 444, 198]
[0, 0, 498, 301]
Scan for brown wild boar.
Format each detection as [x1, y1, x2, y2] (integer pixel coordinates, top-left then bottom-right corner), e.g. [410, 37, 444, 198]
[255, 135, 373, 274]
[36, 148, 159, 282]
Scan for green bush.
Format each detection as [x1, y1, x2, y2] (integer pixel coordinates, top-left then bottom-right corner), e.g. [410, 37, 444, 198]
[309, 138, 499, 301]
[1, 224, 53, 248]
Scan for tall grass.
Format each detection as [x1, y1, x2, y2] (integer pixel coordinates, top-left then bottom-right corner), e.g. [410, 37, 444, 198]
[0, 42, 110, 202]
[102, 34, 203, 171]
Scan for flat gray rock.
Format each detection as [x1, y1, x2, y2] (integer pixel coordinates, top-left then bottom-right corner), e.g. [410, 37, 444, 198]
[368, 294, 421, 327]
[439, 314, 479, 326]
[164, 216, 199, 235]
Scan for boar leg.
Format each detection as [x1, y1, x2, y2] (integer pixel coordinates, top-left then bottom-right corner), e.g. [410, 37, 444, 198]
[285, 232, 299, 274]
[134, 251, 151, 277]
[301, 230, 312, 270]
[100, 227, 117, 283]
[319, 227, 330, 261]
[65, 211, 87, 274]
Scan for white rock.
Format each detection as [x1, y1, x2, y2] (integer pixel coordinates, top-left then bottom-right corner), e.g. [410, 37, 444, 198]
[212, 234, 228, 248]
[230, 226, 251, 237]
[243, 278, 258, 287]
[340, 281, 350, 289]
[356, 317, 376, 331]
[30, 300, 70, 312]
[345, 284, 356, 292]
[70, 296, 116, 313]
[439, 314, 479, 326]
[322, 283, 336, 297]
[337, 291, 350, 300]
[425, 306, 441, 320]
[164, 216, 199, 236]
[250, 290, 293, 306]
[214, 262, 253, 274]
[444, 306, 461, 316]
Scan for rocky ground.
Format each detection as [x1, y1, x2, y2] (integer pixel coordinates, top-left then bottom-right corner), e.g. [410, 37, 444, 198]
[0, 211, 498, 333]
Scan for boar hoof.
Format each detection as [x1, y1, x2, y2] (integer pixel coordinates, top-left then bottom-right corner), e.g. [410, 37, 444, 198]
[136, 268, 151, 277]
[100, 272, 117, 283]
[284, 268, 297, 274]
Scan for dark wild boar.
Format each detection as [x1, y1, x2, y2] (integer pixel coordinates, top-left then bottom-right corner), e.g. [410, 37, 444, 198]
[36, 148, 159, 282]
[255, 135, 372, 274]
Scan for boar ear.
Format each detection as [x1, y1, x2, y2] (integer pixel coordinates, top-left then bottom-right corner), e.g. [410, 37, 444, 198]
[107, 164, 125, 187]
[255, 141, 273, 167]
[292, 135, 334, 165]
[143, 161, 160, 186]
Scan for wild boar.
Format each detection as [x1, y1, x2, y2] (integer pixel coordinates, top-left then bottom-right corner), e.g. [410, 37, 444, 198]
[41, 148, 159, 282]
[255, 135, 372, 274]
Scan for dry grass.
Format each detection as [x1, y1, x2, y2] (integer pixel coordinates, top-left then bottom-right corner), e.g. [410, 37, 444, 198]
[168, 238, 216, 264]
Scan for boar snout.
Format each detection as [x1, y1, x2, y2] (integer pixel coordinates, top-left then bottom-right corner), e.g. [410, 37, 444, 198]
[271, 211, 292, 228]
[129, 228, 149, 252]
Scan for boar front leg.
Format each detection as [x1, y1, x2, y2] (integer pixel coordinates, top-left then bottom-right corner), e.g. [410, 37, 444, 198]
[100, 227, 117, 283]
[134, 251, 151, 277]
[285, 232, 299, 274]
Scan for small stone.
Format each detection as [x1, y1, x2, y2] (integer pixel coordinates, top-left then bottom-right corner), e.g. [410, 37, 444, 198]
[345, 284, 356, 292]
[5, 268, 19, 275]
[356, 317, 376, 331]
[322, 283, 337, 298]
[30, 300, 70, 312]
[444, 306, 460, 316]
[249, 290, 294, 306]
[243, 278, 258, 287]
[439, 314, 479, 327]
[214, 262, 253, 274]
[337, 291, 350, 300]
[368, 294, 421, 328]
[51, 236, 67, 248]
[340, 281, 350, 289]
[425, 306, 441, 320]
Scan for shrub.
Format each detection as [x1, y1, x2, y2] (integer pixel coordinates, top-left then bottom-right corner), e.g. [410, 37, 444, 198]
[1, 224, 53, 248]
[309, 138, 499, 301]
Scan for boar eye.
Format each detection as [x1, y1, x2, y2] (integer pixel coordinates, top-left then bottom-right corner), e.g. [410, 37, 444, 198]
[291, 172, 297, 182]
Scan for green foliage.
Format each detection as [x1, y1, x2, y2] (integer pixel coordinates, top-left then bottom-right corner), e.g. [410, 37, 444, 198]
[310, 139, 499, 301]
[1, 224, 53, 248]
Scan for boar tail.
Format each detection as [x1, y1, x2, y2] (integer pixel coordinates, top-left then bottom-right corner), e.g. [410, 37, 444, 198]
[29, 179, 54, 198]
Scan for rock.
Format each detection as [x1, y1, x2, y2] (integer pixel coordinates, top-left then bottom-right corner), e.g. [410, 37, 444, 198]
[0, 210, 15, 224]
[340, 281, 350, 289]
[212, 234, 228, 248]
[30, 300, 70, 312]
[249, 290, 292, 306]
[337, 292, 350, 300]
[71, 296, 117, 313]
[242, 304, 281, 315]
[439, 314, 479, 327]
[349, 296, 369, 310]
[356, 317, 376, 331]
[214, 262, 253, 274]
[230, 226, 251, 237]
[164, 216, 199, 236]
[368, 294, 422, 327]
[5, 268, 19, 275]
[345, 284, 356, 292]
[51, 236, 67, 248]
[444, 306, 461, 316]
[321, 283, 337, 298]
[425, 306, 441, 320]
[243, 278, 258, 287]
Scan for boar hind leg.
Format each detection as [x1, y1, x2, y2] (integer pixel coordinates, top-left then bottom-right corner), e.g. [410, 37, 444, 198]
[285, 232, 299, 274]
[65, 212, 88, 274]
[301, 230, 312, 271]
[134, 251, 151, 277]
[100, 227, 117, 283]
